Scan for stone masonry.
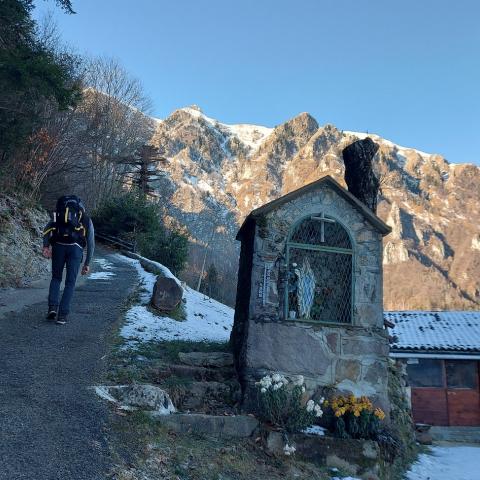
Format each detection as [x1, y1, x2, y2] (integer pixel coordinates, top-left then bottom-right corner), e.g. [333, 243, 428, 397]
[231, 175, 392, 412]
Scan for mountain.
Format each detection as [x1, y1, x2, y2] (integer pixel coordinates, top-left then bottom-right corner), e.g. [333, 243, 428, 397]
[150, 106, 480, 310]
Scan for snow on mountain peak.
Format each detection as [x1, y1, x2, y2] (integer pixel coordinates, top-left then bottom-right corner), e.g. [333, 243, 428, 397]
[176, 106, 273, 152]
[344, 130, 434, 159]
[222, 123, 273, 151]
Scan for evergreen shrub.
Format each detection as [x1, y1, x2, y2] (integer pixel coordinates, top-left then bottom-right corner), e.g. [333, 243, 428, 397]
[93, 191, 188, 274]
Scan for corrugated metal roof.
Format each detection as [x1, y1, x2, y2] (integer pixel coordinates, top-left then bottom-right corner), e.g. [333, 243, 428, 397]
[385, 311, 480, 353]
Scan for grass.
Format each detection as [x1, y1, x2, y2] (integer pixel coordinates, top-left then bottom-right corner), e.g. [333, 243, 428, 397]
[146, 301, 187, 322]
[109, 412, 333, 480]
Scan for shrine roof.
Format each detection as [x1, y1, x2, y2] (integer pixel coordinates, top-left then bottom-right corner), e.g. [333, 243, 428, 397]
[237, 175, 391, 240]
[386, 311, 480, 354]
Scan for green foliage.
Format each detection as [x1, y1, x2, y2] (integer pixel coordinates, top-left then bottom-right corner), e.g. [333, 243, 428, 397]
[93, 191, 160, 238]
[257, 374, 322, 433]
[378, 360, 418, 478]
[328, 410, 382, 440]
[0, 0, 81, 158]
[138, 226, 188, 276]
[321, 394, 385, 440]
[93, 190, 188, 275]
[201, 263, 219, 297]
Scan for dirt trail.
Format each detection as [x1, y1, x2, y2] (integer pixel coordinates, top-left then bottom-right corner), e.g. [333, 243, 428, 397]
[0, 249, 137, 480]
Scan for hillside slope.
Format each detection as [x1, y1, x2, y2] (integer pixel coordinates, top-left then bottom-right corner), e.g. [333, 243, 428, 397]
[0, 195, 50, 287]
[150, 106, 480, 310]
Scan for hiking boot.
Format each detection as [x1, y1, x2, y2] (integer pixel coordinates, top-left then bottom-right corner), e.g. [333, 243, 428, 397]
[46, 306, 58, 320]
[56, 315, 68, 325]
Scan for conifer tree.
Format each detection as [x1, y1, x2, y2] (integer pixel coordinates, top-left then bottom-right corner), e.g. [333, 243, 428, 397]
[0, 0, 81, 162]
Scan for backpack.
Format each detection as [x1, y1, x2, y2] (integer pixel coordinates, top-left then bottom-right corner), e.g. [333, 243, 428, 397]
[51, 195, 88, 246]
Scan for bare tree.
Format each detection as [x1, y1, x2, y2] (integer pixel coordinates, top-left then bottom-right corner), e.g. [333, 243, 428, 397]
[74, 57, 155, 208]
[40, 56, 155, 208]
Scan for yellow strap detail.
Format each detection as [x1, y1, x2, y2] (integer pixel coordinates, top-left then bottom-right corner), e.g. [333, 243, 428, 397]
[43, 227, 56, 236]
[64, 207, 69, 223]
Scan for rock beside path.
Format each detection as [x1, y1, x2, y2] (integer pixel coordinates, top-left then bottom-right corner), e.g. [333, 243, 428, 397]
[95, 384, 176, 415]
[178, 351, 234, 368]
[151, 277, 183, 311]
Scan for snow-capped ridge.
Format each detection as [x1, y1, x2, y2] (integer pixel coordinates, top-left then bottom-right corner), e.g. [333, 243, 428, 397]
[344, 130, 435, 159]
[161, 105, 274, 153]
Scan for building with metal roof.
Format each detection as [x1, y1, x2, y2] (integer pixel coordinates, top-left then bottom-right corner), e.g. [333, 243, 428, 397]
[386, 311, 480, 427]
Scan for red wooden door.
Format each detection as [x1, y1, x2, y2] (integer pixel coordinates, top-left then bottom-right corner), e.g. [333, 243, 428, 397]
[407, 358, 448, 425]
[411, 388, 448, 425]
[445, 360, 480, 426]
[407, 359, 480, 426]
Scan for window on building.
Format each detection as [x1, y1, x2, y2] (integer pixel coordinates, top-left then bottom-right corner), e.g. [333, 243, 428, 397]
[286, 214, 353, 323]
[407, 359, 444, 388]
[446, 361, 478, 389]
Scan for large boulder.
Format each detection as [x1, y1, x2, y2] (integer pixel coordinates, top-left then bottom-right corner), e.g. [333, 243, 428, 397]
[151, 277, 183, 311]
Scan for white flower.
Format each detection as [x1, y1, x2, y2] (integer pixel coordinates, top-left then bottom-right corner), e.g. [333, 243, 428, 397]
[259, 375, 272, 388]
[293, 375, 304, 386]
[273, 383, 283, 391]
[283, 443, 296, 456]
[261, 387, 266, 394]
[306, 399, 315, 412]
[314, 404, 323, 417]
[301, 386, 306, 393]
[272, 373, 282, 383]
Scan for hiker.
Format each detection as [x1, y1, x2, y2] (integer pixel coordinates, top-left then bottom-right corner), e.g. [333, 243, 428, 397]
[42, 195, 95, 325]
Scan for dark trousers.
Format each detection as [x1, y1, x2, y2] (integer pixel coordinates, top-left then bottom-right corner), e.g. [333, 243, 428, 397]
[48, 244, 83, 316]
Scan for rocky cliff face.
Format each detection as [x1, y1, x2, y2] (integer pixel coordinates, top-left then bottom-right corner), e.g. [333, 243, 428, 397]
[150, 106, 480, 310]
[0, 195, 50, 287]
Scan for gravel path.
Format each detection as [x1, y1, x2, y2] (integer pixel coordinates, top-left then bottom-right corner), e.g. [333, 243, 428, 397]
[0, 250, 137, 480]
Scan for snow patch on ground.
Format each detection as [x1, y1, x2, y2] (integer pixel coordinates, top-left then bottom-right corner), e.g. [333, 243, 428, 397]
[303, 425, 326, 436]
[89, 271, 116, 280]
[114, 254, 156, 302]
[93, 386, 117, 404]
[88, 257, 116, 280]
[406, 445, 480, 480]
[331, 477, 359, 480]
[93, 258, 114, 270]
[328, 443, 480, 480]
[115, 254, 234, 346]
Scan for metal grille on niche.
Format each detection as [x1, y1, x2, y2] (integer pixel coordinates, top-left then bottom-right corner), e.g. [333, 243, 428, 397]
[286, 213, 353, 323]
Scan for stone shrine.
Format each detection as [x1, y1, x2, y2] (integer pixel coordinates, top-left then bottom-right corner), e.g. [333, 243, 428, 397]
[231, 175, 392, 411]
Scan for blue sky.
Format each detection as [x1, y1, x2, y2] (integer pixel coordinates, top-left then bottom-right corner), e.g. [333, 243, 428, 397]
[35, 0, 479, 164]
